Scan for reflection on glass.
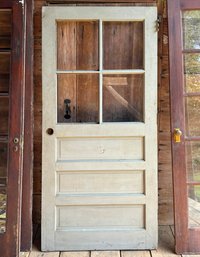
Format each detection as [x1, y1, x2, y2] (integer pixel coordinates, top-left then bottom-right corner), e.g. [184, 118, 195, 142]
[185, 74, 200, 93]
[188, 185, 200, 227]
[185, 97, 200, 137]
[0, 53, 10, 74]
[0, 75, 9, 93]
[103, 21, 144, 70]
[57, 74, 99, 123]
[103, 74, 144, 122]
[184, 54, 200, 75]
[0, 10, 11, 49]
[57, 21, 99, 71]
[183, 11, 200, 50]
[186, 142, 200, 182]
[0, 142, 8, 233]
[0, 98, 9, 135]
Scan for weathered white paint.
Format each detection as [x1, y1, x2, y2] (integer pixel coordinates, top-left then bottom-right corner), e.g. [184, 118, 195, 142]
[42, 6, 157, 251]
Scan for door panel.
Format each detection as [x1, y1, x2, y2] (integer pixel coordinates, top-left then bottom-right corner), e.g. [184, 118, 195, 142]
[42, 6, 157, 251]
[0, 1, 24, 256]
[168, 0, 200, 253]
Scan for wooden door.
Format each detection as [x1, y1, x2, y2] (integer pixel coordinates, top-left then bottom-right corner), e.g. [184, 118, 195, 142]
[168, 0, 200, 254]
[0, 1, 24, 257]
[42, 6, 157, 251]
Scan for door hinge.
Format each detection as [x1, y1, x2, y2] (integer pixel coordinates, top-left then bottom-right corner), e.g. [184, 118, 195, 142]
[156, 15, 162, 32]
[20, 136, 24, 150]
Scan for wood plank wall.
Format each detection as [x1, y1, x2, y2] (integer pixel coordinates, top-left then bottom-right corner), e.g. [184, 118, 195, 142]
[33, 0, 173, 225]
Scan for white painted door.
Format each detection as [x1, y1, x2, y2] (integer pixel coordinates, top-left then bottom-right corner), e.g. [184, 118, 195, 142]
[42, 6, 157, 251]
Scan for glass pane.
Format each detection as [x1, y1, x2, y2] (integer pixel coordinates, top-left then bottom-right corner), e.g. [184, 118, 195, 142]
[188, 185, 200, 227]
[0, 188, 6, 233]
[0, 10, 11, 49]
[0, 53, 10, 74]
[0, 142, 7, 235]
[186, 141, 200, 182]
[184, 54, 200, 93]
[185, 96, 200, 137]
[0, 98, 9, 135]
[0, 142, 8, 233]
[0, 75, 9, 93]
[103, 74, 144, 122]
[57, 74, 99, 123]
[183, 11, 200, 50]
[103, 21, 144, 70]
[185, 74, 200, 93]
[57, 21, 99, 71]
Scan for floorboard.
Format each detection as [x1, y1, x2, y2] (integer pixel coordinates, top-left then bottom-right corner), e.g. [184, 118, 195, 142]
[91, 252, 120, 257]
[20, 252, 30, 257]
[61, 252, 90, 257]
[121, 250, 151, 257]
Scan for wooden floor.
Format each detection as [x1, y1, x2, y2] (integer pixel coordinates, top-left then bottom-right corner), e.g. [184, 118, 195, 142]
[20, 225, 198, 257]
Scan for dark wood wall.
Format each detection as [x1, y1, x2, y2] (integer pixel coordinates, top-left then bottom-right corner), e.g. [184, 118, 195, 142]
[33, 0, 173, 225]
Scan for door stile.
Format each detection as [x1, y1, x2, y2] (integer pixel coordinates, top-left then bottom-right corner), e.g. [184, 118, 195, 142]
[143, 9, 158, 246]
[99, 19, 103, 124]
[42, 11, 57, 250]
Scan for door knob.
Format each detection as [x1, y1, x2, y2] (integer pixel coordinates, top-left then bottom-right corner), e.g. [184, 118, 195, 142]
[13, 137, 19, 144]
[173, 128, 182, 143]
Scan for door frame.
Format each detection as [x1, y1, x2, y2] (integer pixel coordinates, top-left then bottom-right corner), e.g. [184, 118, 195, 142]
[0, 1, 24, 256]
[168, 0, 200, 253]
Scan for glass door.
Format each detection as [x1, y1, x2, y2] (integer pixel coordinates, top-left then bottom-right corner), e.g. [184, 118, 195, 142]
[0, 1, 24, 256]
[168, 0, 200, 253]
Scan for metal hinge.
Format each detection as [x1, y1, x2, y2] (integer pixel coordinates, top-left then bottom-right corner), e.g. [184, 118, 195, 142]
[156, 15, 162, 32]
[18, 0, 24, 6]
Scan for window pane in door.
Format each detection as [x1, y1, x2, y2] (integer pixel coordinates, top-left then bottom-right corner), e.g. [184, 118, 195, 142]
[57, 21, 99, 71]
[0, 141, 7, 233]
[0, 53, 10, 74]
[186, 141, 200, 182]
[103, 74, 144, 122]
[184, 54, 200, 93]
[0, 98, 9, 135]
[188, 185, 200, 227]
[0, 188, 6, 233]
[183, 11, 200, 50]
[0, 10, 11, 49]
[103, 21, 144, 70]
[185, 96, 200, 137]
[57, 74, 99, 123]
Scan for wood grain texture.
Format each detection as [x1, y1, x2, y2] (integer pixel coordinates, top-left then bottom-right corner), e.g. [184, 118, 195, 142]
[122, 251, 151, 257]
[103, 21, 143, 70]
[61, 252, 90, 257]
[91, 252, 120, 257]
[57, 21, 98, 70]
